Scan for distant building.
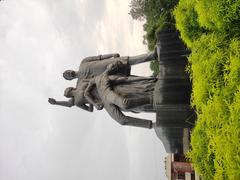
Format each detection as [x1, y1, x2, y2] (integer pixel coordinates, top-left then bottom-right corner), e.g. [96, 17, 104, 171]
[164, 153, 201, 180]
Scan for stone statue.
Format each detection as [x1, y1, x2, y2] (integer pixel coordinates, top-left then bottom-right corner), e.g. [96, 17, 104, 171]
[58, 51, 157, 112]
[62, 51, 157, 81]
[48, 65, 155, 111]
[49, 61, 156, 128]
[49, 50, 158, 128]
[84, 61, 156, 129]
[84, 61, 156, 111]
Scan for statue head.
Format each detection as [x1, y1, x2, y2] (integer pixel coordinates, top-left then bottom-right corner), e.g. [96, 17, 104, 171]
[64, 87, 75, 97]
[63, 70, 77, 80]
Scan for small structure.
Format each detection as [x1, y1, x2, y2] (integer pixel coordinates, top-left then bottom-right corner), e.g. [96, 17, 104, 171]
[164, 128, 201, 180]
[165, 154, 195, 180]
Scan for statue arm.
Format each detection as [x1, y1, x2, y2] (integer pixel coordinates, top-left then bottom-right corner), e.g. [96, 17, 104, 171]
[103, 60, 126, 76]
[84, 79, 97, 105]
[76, 103, 93, 112]
[100, 53, 120, 60]
[48, 98, 74, 107]
[81, 53, 120, 63]
[110, 76, 156, 84]
[81, 55, 101, 63]
[84, 79, 104, 110]
[105, 104, 153, 129]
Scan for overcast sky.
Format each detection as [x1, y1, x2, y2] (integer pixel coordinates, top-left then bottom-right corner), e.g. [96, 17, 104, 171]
[0, 0, 167, 179]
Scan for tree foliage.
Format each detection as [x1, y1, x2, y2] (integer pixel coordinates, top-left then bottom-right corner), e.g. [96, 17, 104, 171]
[129, 0, 179, 75]
[128, 0, 146, 21]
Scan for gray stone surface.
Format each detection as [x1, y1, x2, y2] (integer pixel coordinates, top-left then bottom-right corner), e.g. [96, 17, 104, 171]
[153, 30, 196, 152]
[154, 127, 184, 153]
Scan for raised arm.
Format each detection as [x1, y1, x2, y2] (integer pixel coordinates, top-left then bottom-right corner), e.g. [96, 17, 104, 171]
[109, 75, 156, 84]
[76, 103, 93, 112]
[100, 53, 120, 60]
[48, 98, 74, 107]
[81, 53, 120, 63]
[104, 104, 153, 129]
[81, 55, 101, 63]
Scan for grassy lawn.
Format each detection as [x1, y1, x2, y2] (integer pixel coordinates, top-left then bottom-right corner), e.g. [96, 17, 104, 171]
[174, 0, 240, 179]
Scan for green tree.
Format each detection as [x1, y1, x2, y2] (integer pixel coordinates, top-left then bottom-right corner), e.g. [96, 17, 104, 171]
[129, 0, 179, 75]
[128, 0, 146, 21]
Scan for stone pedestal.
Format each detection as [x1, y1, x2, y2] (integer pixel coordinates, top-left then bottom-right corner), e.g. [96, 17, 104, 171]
[153, 30, 196, 153]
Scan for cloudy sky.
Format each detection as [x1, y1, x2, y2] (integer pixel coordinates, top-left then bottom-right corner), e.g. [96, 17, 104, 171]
[0, 0, 167, 179]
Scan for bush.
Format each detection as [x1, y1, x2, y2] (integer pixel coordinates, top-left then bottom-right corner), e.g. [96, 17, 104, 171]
[150, 59, 159, 76]
[189, 85, 240, 179]
[174, 0, 240, 178]
[187, 35, 240, 179]
[173, 0, 204, 48]
[195, 0, 240, 36]
[188, 33, 228, 110]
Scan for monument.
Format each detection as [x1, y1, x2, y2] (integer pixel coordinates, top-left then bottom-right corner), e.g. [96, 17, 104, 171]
[49, 30, 196, 153]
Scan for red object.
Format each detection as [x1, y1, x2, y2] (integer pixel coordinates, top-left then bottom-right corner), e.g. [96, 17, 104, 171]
[172, 161, 194, 173]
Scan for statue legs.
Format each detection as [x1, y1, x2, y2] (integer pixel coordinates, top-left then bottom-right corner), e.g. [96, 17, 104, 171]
[105, 103, 153, 129]
[105, 90, 153, 110]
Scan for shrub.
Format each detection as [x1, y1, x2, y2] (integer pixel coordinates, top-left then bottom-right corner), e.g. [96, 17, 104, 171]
[188, 36, 240, 179]
[188, 33, 228, 110]
[174, 0, 240, 178]
[150, 59, 159, 76]
[173, 0, 204, 48]
[195, 0, 240, 36]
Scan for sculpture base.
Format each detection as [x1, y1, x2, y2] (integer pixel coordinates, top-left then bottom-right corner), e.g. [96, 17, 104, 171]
[153, 30, 196, 153]
[154, 127, 184, 153]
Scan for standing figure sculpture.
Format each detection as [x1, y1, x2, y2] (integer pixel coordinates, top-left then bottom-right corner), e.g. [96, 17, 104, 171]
[49, 61, 157, 128]
[59, 51, 157, 112]
[84, 61, 156, 129]
[84, 61, 156, 111]
[49, 50, 158, 128]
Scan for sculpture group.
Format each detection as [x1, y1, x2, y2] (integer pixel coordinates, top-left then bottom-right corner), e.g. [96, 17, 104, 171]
[49, 50, 159, 129]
